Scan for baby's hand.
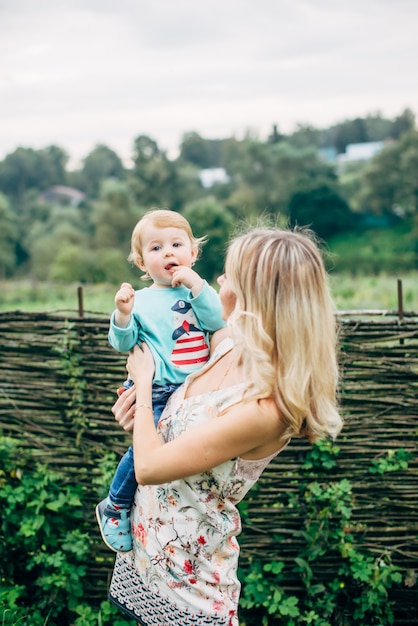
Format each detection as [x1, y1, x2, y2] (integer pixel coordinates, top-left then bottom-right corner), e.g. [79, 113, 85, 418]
[171, 266, 204, 297]
[114, 282, 135, 323]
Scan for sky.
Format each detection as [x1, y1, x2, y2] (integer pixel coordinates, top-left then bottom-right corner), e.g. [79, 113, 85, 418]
[1, 0, 417, 168]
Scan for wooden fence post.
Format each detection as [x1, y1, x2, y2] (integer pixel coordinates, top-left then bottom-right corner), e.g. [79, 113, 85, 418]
[77, 285, 84, 318]
[397, 278, 404, 345]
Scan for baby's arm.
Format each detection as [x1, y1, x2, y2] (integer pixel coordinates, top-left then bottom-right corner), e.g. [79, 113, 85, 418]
[171, 267, 225, 330]
[114, 282, 135, 327]
[108, 283, 140, 352]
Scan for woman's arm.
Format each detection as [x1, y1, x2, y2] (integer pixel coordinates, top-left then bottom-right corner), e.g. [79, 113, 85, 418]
[126, 344, 284, 486]
[136, 400, 283, 485]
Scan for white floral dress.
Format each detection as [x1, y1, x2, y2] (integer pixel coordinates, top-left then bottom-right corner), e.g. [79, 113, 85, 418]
[108, 338, 289, 625]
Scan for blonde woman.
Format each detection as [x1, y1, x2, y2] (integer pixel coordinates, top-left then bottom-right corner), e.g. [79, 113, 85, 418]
[107, 226, 343, 626]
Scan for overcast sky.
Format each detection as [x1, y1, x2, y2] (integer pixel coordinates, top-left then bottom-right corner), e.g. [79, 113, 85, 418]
[1, 0, 417, 167]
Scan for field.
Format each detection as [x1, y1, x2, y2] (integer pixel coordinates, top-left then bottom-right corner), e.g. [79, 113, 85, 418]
[0, 272, 417, 315]
[329, 271, 417, 312]
[1, 223, 416, 315]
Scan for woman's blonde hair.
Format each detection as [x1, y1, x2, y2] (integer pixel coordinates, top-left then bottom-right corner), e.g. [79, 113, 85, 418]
[225, 227, 342, 441]
[128, 208, 206, 279]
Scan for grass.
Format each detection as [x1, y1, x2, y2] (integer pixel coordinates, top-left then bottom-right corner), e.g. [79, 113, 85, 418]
[0, 280, 114, 316]
[1, 223, 416, 314]
[0, 272, 417, 315]
[328, 272, 418, 312]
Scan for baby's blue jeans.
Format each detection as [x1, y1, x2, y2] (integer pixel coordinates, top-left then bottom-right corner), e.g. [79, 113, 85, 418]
[108, 383, 180, 507]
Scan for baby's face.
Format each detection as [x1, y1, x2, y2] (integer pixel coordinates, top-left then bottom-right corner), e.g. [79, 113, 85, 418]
[140, 225, 196, 286]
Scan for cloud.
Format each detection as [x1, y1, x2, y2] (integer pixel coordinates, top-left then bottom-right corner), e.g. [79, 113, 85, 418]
[0, 0, 417, 166]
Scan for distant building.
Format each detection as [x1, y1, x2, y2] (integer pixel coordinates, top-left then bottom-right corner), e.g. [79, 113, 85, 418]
[319, 141, 388, 166]
[39, 185, 85, 207]
[199, 168, 230, 189]
[336, 141, 385, 165]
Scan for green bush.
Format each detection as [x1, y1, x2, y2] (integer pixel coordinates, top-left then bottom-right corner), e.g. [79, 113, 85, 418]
[0, 436, 134, 626]
[238, 440, 405, 626]
[327, 221, 417, 275]
[0, 435, 410, 625]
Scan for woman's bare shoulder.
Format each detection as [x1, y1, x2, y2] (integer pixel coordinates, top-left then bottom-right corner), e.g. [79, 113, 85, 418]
[226, 396, 284, 441]
[209, 327, 230, 354]
[236, 397, 288, 460]
[257, 396, 281, 420]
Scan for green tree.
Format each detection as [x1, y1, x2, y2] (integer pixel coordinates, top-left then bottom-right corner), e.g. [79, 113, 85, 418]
[129, 135, 183, 210]
[50, 245, 95, 282]
[267, 124, 283, 144]
[38, 145, 69, 187]
[92, 179, 140, 250]
[0, 193, 18, 278]
[0, 144, 70, 277]
[179, 132, 211, 168]
[224, 137, 335, 221]
[356, 129, 418, 216]
[27, 207, 89, 280]
[288, 183, 352, 239]
[179, 133, 224, 168]
[0, 146, 68, 203]
[286, 123, 322, 149]
[356, 148, 400, 215]
[182, 198, 235, 283]
[363, 113, 393, 142]
[80, 144, 125, 197]
[338, 161, 370, 213]
[89, 179, 142, 283]
[13, 190, 58, 273]
[332, 118, 369, 154]
[174, 161, 207, 205]
[397, 130, 418, 215]
[0, 148, 42, 202]
[390, 108, 416, 139]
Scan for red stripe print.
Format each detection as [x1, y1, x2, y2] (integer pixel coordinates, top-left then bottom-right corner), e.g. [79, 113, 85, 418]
[172, 356, 209, 366]
[171, 333, 209, 368]
[175, 336, 205, 344]
[172, 344, 209, 355]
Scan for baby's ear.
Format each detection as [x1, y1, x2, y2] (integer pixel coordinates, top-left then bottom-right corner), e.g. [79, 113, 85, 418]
[191, 245, 199, 262]
[136, 257, 146, 271]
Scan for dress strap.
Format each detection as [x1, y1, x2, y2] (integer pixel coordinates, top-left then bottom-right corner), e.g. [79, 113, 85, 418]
[210, 336, 234, 362]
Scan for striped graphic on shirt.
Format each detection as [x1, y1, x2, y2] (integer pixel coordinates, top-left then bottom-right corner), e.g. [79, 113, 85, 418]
[171, 335, 209, 368]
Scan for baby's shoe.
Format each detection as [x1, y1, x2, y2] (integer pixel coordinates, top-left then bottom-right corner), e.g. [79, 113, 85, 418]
[95, 498, 132, 552]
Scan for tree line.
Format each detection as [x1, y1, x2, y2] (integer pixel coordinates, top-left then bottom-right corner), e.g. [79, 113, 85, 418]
[0, 108, 416, 284]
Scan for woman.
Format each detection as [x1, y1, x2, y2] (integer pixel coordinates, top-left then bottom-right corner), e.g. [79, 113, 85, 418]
[107, 227, 342, 625]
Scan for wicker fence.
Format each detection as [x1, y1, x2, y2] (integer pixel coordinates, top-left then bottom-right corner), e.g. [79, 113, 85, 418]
[0, 309, 417, 622]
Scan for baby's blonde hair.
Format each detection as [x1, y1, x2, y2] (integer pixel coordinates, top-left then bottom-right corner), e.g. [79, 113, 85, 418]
[225, 227, 342, 441]
[128, 208, 206, 279]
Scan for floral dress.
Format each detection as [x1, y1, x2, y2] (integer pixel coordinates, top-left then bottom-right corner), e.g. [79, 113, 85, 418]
[108, 338, 289, 625]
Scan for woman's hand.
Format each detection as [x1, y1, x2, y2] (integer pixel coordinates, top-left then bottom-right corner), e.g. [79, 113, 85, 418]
[126, 343, 155, 386]
[112, 384, 137, 432]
